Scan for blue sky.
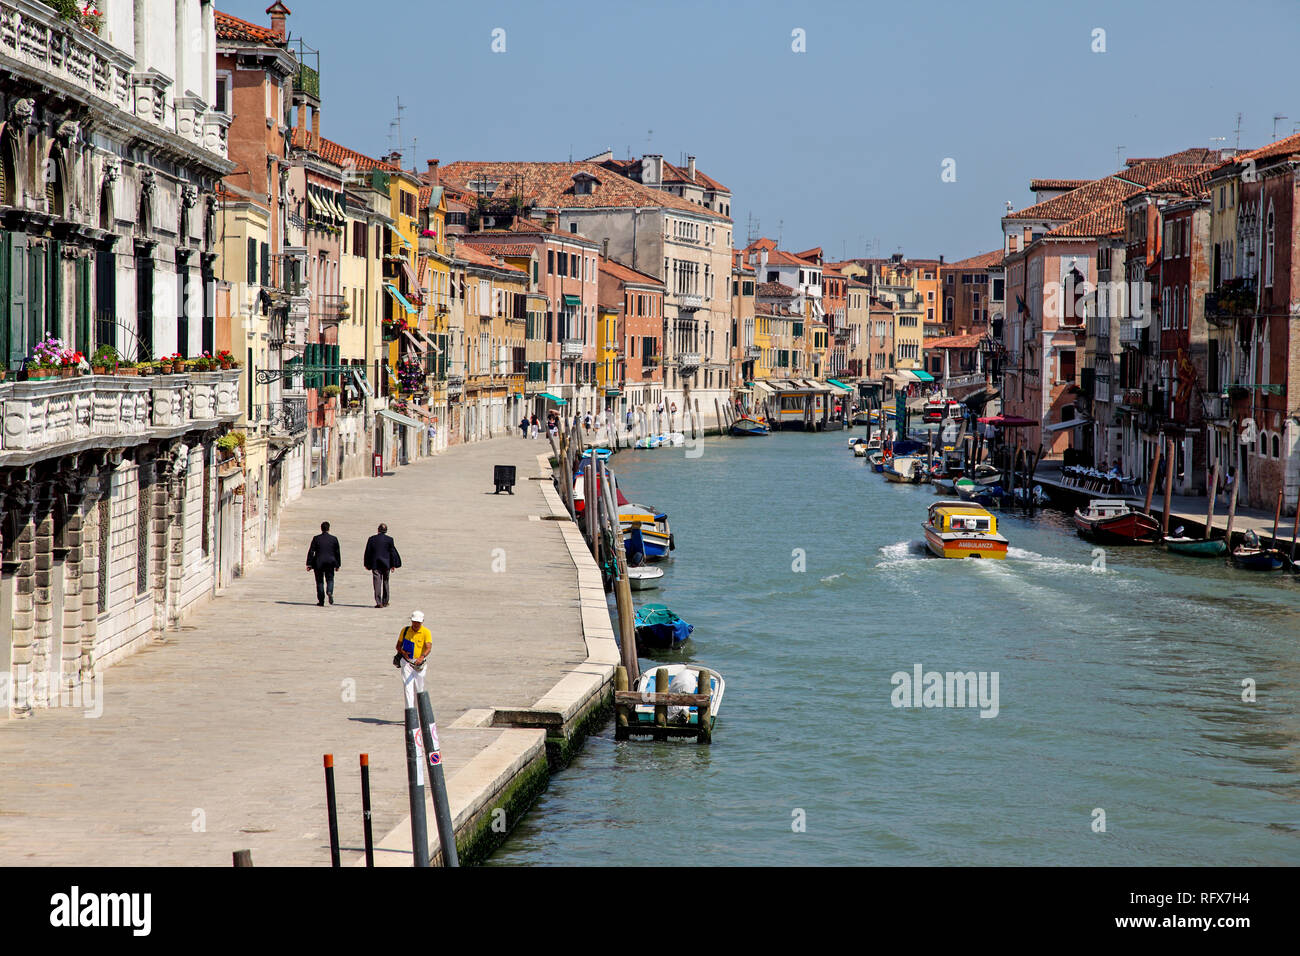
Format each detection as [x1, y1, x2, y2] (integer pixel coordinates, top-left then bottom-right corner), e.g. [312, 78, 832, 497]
[222, 0, 1299, 261]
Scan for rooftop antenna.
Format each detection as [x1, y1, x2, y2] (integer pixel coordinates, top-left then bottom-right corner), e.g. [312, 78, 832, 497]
[1210, 135, 1226, 156]
[777, 219, 783, 248]
[1273, 113, 1288, 140]
[1234, 112, 1244, 149]
[646, 129, 653, 150]
[1115, 145, 1125, 168]
[388, 97, 411, 167]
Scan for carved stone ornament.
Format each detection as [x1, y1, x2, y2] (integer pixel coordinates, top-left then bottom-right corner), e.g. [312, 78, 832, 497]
[181, 185, 199, 209]
[139, 167, 156, 198]
[55, 120, 79, 147]
[9, 98, 36, 129]
[102, 157, 120, 184]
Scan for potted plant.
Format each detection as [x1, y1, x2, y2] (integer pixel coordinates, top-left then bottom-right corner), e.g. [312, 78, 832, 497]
[116, 359, 137, 376]
[216, 430, 246, 461]
[321, 384, 342, 404]
[217, 349, 234, 370]
[136, 360, 153, 376]
[59, 351, 84, 377]
[91, 344, 118, 374]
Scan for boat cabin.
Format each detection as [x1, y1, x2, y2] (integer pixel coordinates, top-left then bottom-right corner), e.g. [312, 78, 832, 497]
[928, 502, 997, 535]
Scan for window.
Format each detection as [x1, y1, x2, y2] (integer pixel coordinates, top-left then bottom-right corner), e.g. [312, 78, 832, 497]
[97, 496, 110, 613]
[215, 73, 232, 114]
[1265, 204, 1275, 287]
[137, 470, 150, 596]
[547, 250, 554, 273]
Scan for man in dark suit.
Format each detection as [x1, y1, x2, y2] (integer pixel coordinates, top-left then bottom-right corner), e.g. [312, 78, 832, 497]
[363, 523, 401, 608]
[306, 521, 342, 606]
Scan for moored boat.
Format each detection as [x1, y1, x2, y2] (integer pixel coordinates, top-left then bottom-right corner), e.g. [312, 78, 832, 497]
[573, 471, 628, 515]
[627, 565, 664, 590]
[883, 456, 922, 483]
[923, 501, 1008, 559]
[730, 415, 770, 436]
[633, 664, 724, 726]
[621, 504, 673, 563]
[1072, 499, 1160, 544]
[633, 603, 694, 648]
[1163, 535, 1227, 557]
[1230, 531, 1284, 571]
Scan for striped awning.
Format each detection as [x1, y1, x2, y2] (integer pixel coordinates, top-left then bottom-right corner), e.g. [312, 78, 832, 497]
[386, 222, 412, 250]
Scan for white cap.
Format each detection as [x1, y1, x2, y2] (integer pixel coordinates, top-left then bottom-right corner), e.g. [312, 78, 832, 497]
[410, 610, 425, 623]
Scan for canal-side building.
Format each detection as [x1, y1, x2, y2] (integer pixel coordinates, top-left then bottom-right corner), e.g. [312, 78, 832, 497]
[730, 253, 757, 392]
[439, 160, 732, 428]
[599, 256, 665, 418]
[2, 0, 244, 715]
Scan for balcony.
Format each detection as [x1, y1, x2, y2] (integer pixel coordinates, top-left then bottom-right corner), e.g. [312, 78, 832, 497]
[677, 352, 701, 372]
[561, 338, 585, 360]
[676, 294, 705, 312]
[1205, 279, 1255, 328]
[253, 397, 307, 435]
[745, 345, 762, 359]
[293, 63, 320, 101]
[0, 370, 242, 464]
[315, 294, 349, 324]
[0, 0, 133, 116]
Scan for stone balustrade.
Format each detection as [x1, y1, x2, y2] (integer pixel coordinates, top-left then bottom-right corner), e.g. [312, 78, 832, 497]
[0, 370, 242, 461]
[0, 0, 133, 114]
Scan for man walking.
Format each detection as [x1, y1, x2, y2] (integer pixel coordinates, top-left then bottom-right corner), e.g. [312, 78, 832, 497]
[363, 523, 402, 608]
[395, 610, 432, 709]
[305, 521, 341, 606]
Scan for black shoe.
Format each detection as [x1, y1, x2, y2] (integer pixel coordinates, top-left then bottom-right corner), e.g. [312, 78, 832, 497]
[317, 601, 324, 607]
[328, 594, 334, 605]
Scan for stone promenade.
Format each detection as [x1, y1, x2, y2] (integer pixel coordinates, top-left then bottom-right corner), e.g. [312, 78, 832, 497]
[0, 434, 588, 865]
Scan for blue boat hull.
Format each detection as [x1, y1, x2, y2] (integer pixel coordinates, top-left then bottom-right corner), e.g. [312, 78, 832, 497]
[634, 620, 694, 648]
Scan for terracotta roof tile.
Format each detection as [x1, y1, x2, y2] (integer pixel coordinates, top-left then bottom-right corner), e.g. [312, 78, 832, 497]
[440, 161, 731, 221]
[215, 11, 280, 43]
[925, 332, 985, 349]
[757, 281, 795, 298]
[1030, 178, 1093, 191]
[1238, 132, 1300, 164]
[290, 129, 400, 173]
[454, 242, 525, 274]
[600, 256, 664, 287]
[943, 249, 1003, 270]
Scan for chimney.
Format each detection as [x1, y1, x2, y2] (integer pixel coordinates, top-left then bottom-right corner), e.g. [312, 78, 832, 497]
[310, 105, 319, 145]
[687, 155, 696, 181]
[759, 248, 769, 277]
[602, 237, 609, 257]
[426, 159, 440, 185]
[266, 2, 289, 41]
[1023, 227, 1032, 246]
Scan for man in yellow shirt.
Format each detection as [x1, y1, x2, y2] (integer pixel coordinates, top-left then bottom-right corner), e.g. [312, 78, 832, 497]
[396, 610, 433, 709]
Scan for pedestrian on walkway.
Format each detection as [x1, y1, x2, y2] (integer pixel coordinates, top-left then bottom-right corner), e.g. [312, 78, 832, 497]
[530, 414, 540, 438]
[364, 523, 402, 608]
[519, 415, 530, 439]
[305, 521, 341, 606]
[395, 610, 433, 709]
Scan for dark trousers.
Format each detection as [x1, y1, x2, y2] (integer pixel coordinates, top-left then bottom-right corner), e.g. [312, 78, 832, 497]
[372, 568, 390, 606]
[314, 566, 335, 604]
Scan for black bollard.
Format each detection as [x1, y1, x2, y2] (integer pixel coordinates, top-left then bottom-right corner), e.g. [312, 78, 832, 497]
[323, 754, 340, 867]
[360, 753, 374, 868]
[403, 707, 430, 867]
[416, 689, 459, 867]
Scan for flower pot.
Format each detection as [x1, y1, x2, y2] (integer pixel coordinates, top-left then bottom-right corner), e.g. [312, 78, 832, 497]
[93, 365, 109, 375]
[219, 359, 232, 370]
[59, 367, 75, 378]
[118, 367, 137, 376]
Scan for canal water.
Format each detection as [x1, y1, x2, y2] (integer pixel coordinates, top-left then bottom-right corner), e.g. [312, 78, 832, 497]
[489, 430, 1300, 865]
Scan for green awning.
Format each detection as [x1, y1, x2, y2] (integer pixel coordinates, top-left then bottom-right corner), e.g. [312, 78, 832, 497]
[604, 388, 621, 396]
[910, 369, 935, 382]
[563, 295, 581, 307]
[386, 222, 412, 250]
[827, 378, 853, 391]
[384, 284, 417, 315]
[540, 392, 568, 406]
[379, 408, 423, 430]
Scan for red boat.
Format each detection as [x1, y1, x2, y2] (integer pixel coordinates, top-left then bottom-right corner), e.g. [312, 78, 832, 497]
[1072, 499, 1160, 544]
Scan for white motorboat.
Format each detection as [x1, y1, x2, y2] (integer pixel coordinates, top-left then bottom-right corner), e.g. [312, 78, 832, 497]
[627, 566, 664, 591]
[633, 664, 725, 726]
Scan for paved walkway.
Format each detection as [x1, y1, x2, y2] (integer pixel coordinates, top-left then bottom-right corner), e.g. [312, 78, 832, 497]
[0, 434, 587, 866]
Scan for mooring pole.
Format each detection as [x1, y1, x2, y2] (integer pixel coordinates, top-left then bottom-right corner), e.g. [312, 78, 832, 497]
[323, 754, 340, 868]
[403, 705, 430, 867]
[416, 690, 460, 867]
[360, 753, 374, 867]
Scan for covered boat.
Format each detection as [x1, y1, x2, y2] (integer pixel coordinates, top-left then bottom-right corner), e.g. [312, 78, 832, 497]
[883, 456, 923, 483]
[633, 432, 687, 449]
[923, 501, 1008, 559]
[633, 664, 724, 726]
[573, 471, 628, 515]
[1072, 499, 1160, 544]
[730, 415, 770, 436]
[633, 603, 694, 648]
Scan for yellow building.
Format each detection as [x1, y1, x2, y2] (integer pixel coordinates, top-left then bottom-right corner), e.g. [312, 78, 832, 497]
[598, 302, 620, 400]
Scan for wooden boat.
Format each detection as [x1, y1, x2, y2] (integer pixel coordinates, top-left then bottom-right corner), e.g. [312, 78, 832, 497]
[621, 504, 673, 563]
[923, 501, 1008, 559]
[633, 432, 687, 449]
[1163, 536, 1227, 557]
[730, 415, 770, 436]
[954, 477, 999, 507]
[868, 449, 885, 471]
[627, 566, 664, 591]
[633, 664, 724, 726]
[1231, 532, 1284, 571]
[573, 471, 628, 515]
[579, 447, 612, 462]
[852, 412, 873, 426]
[1072, 499, 1160, 544]
[633, 603, 694, 648]
[883, 456, 922, 483]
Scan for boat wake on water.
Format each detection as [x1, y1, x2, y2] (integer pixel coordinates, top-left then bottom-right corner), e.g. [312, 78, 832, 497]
[1005, 546, 1110, 573]
[875, 540, 930, 568]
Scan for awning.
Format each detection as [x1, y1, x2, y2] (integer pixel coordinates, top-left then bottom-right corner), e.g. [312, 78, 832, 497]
[401, 260, 422, 297]
[604, 388, 621, 396]
[539, 392, 568, 406]
[910, 369, 936, 382]
[886, 371, 918, 384]
[416, 330, 441, 354]
[826, 378, 853, 392]
[753, 381, 777, 396]
[386, 222, 412, 250]
[384, 284, 417, 315]
[379, 408, 424, 430]
[401, 330, 424, 352]
[350, 368, 373, 400]
[563, 294, 581, 308]
[307, 191, 326, 217]
[1044, 417, 1092, 433]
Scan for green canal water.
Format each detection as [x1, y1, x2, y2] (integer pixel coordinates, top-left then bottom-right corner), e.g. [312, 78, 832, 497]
[489, 431, 1300, 865]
